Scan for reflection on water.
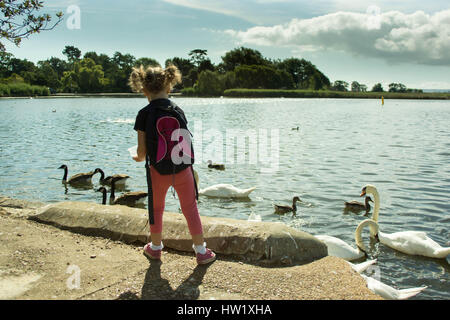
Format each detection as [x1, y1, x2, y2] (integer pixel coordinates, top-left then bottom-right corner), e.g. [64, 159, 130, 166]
[0, 97, 449, 299]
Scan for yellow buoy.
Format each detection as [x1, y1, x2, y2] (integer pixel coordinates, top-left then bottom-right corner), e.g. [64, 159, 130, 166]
[381, 96, 384, 106]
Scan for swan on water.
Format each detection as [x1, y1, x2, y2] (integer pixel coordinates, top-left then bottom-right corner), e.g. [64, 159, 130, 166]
[347, 259, 377, 273]
[361, 185, 450, 259]
[346, 259, 427, 299]
[361, 274, 427, 300]
[193, 169, 256, 198]
[315, 219, 378, 261]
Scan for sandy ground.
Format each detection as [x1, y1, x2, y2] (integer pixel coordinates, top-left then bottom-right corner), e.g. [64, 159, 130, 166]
[0, 201, 381, 300]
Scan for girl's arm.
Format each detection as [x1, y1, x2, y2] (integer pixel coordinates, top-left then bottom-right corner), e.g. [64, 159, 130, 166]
[133, 130, 147, 162]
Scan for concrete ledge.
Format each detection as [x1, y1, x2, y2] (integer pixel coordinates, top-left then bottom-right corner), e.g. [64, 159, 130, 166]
[28, 201, 327, 265]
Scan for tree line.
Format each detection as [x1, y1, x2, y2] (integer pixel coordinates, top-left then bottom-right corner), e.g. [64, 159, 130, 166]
[0, 45, 421, 96]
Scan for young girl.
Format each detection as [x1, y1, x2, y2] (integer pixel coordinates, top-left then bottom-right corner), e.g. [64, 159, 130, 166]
[129, 64, 216, 265]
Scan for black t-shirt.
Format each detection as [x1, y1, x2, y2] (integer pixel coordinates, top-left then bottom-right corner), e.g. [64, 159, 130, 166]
[133, 105, 149, 132]
[133, 98, 187, 133]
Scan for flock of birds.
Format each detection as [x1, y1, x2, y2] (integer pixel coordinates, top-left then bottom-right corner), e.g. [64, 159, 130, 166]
[58, 163, 449, 300]
[315, 184, 449, 300]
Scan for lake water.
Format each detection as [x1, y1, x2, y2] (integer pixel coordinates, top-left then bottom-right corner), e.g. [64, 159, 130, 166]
[0, 97, 448, 299]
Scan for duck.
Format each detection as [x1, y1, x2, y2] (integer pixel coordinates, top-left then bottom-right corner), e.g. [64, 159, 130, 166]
[93, 168, 130, 187]
[193, 169, 256, 199]
[360, 185, 450, 259]
[274, 196, 301, 215]
[315, 219, 378, 261]
[58, 164, 95, 185]
[207, 160, 225, 170]
[361, 274, 427, 300]
[291, 126, 299, 131]
[110, 177, 147, 206]
[96, 187, 108, 205]
[344, 196, 373, 214]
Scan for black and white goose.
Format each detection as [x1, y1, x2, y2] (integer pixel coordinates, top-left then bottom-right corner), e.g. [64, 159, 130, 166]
[110, 177, 147, 206]
[58, 164, 95, 185]
[93, 168, 130, 187]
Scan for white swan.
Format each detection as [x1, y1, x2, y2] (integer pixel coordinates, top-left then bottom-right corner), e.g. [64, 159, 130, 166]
[347, 259, 377, 273]
[361, 185, 450, 259]
[345, 259, 427, 299]
[315, 219, 378, 261]
[193, 170, 256, 199]
[360, 274, 427, 300]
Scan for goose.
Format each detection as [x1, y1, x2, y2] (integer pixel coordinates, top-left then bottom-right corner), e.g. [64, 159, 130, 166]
[291, 126, 299, 131]
[361, 274, 427, 300]
[274, 196, 301, 215]
[360, 185, 450, 259]
[207, 160, 225, 170]
[110, 177, 147, 206]
[96, 187, 108, 205]
[315, 219, 378, 261]
[58, 164, 95, 185]
[93, 168, 130, 187]
[193, 169, 256, 199]
[344, 196, 373, 214]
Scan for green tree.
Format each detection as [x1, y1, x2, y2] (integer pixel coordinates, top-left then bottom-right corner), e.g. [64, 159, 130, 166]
[372, 83, 384, 92]
[332, 80, 349, 92]
[61, 58, 108, 93]
[63, 45, 82, 63]
[388, 83, 407, 93]
[196, 70, 225, 96]
[188, 49, 208, 67]
[109, 52, 136, 92]
[220, 47, 269, 72]
[0, 52, 14, 77]
[198, 59, 215, 73]
[0, 0, 63, 51]
[35, 60, 60, 89]
[135, 57, 160, 68]
[234, 65, 294, 89]
[45, 57, 68, 79]
[275, 58, 329, 89]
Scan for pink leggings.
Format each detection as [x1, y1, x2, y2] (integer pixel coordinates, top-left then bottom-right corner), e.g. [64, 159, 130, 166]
[149, 166, 203, 235]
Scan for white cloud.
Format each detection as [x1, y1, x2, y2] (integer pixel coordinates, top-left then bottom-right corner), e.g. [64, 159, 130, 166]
[225, 9, 450, 65]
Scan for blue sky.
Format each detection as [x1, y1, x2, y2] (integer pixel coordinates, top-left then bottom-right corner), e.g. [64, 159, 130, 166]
[4, 0, 450, 89]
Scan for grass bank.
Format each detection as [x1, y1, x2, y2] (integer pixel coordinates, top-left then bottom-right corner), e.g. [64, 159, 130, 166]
[223, 89, 450, 100]
[0, 83, 50, 97]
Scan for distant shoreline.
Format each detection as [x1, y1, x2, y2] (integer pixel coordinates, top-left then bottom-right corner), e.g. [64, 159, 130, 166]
[1, 90, 449, 100]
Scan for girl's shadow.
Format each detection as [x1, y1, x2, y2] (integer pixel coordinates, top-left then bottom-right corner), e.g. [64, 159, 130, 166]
[117, 258, 212, 300]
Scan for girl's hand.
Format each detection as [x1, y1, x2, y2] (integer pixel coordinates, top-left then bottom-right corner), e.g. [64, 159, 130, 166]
[133, 155, 144, 162]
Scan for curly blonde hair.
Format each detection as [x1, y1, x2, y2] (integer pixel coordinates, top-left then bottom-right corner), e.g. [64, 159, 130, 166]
[128, 64, 181, 94]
